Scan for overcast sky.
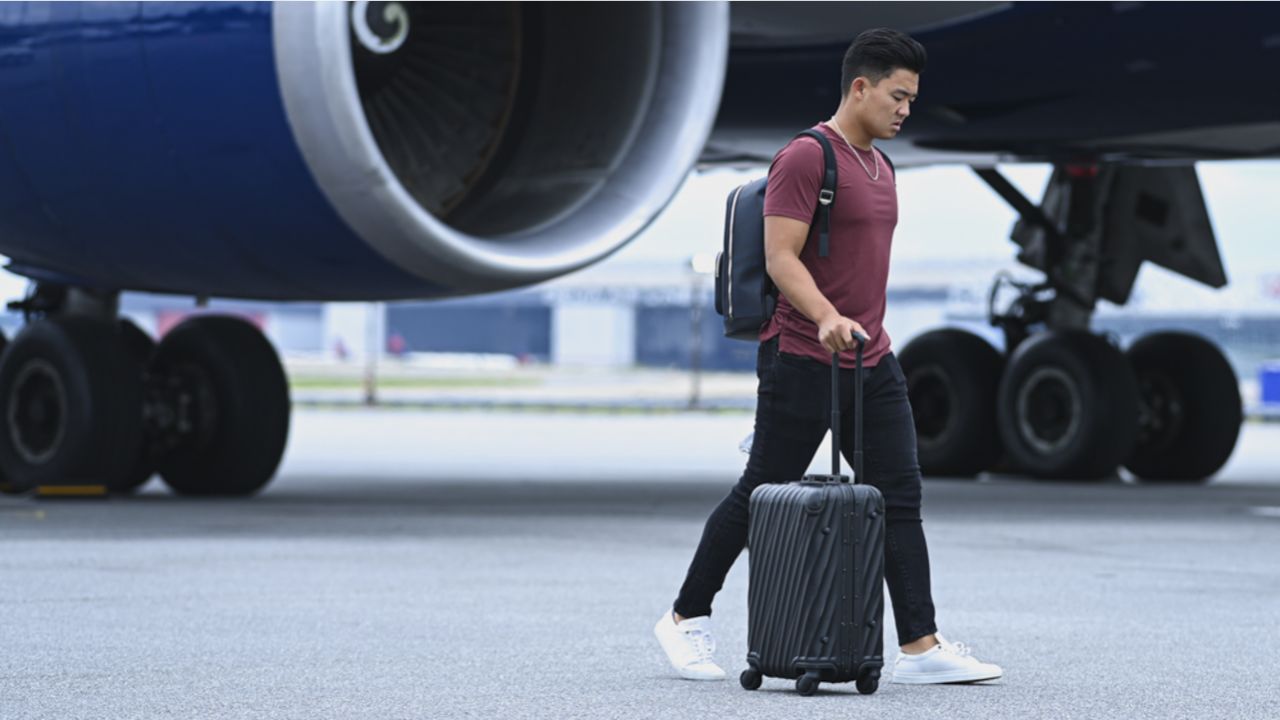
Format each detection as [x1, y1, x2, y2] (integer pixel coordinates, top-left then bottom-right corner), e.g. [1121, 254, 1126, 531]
[602, 160, 1280, 310]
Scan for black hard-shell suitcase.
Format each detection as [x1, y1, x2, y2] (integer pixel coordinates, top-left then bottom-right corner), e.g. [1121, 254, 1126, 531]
[740, 336, 886, 696]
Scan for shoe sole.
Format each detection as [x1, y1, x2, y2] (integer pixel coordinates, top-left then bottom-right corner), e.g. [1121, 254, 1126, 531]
[676, 669, 726, 681]
[890, 669, 1003, 685]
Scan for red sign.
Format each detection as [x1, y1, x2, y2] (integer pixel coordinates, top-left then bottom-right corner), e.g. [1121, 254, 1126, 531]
[1264, 275, 1280, 301]
[156, 310, 266, 337]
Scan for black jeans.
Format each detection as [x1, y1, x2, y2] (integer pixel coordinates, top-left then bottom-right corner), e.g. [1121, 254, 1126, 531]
[673, 336, 938, 645]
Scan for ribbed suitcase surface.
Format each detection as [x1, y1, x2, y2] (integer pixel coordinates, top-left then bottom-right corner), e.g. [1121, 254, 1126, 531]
[746, 481, 885, 688]
[740, 338, 885, 696]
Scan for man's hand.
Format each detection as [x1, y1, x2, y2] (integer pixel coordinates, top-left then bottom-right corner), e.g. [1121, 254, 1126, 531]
[817, 315, 869, 354]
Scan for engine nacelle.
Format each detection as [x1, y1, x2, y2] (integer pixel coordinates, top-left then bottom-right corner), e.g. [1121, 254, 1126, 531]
[0, 2, 728, 300]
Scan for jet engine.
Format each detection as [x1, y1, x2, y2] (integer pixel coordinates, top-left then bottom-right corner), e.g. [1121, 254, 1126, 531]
[275, 1, 729, 295]
[0, 1, 729, 300]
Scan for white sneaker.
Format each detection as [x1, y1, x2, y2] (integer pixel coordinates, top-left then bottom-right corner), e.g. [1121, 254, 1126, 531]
[891, 633, 1003, 684]
[653, 611, 727, 681]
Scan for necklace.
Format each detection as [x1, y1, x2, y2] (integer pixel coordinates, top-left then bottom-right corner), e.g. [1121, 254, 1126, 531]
[826, 117, 880, 182]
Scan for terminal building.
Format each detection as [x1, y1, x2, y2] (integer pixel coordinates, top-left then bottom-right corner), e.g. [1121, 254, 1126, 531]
[96, 260, 957, 373]
[2, 258, 1275, 387]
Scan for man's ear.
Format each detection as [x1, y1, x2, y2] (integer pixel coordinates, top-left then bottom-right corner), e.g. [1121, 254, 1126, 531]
[851, 76, 869, 99]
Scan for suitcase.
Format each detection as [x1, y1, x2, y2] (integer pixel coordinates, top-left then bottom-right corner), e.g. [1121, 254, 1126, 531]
[740, 335, 886, 696]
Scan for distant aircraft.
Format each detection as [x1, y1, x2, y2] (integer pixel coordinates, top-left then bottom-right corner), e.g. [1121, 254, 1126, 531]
[0, 2, 1263, 495]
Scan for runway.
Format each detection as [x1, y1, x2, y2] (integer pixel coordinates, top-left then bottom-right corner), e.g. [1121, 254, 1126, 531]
[2, 410, 1278, 719]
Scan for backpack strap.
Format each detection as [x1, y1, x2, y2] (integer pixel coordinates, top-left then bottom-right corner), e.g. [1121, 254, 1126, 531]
[797, 129, 838, 258]
[880, 148, 896, 178]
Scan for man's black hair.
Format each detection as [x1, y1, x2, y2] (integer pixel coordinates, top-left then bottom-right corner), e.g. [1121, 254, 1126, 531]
[841, 28, 926, 96]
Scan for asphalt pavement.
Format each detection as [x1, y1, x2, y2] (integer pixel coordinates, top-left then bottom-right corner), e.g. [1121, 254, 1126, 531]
[2, 411, 1277, 720]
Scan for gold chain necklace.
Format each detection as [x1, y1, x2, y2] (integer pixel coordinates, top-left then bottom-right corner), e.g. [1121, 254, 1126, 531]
[826, 117, 880, 182]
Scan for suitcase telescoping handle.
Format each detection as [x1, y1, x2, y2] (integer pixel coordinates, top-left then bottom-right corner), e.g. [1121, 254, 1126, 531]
[830, 331, 869, 483]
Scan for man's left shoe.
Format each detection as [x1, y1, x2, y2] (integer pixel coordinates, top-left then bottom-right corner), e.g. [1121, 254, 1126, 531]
[890, 633, 1003, 684]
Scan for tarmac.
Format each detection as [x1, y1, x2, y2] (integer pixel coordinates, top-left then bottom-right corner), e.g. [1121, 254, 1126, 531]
[2, 408, 1277, 719]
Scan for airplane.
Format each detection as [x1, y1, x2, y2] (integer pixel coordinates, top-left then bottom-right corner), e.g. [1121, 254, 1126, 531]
[0, 1, 1266, 497]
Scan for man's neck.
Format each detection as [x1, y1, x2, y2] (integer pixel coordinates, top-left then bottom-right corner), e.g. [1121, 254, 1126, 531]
[829, 107, 874, 151]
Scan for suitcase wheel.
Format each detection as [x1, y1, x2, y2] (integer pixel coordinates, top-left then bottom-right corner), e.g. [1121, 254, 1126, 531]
[856, 673, 879, 695]
[796, 673, 819, 696]
[739, 668, 762, 691]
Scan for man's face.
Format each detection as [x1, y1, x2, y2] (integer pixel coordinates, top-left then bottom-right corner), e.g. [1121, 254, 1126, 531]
[853, 68, 919, 139]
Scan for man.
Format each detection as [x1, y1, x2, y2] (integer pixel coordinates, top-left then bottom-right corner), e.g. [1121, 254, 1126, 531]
[654, 28, 1002, 685]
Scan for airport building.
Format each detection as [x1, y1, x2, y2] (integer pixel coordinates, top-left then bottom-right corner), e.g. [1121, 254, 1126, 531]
[91, 260, 957, 373]
[41, 258, 1269, 385]
[2, 258, 1275, 399]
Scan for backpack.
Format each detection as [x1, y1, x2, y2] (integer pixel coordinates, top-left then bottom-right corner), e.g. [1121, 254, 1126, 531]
[713, 129, 894, 341]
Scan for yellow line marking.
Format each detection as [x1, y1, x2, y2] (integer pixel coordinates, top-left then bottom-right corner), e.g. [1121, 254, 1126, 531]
[35, 485, 108, 497]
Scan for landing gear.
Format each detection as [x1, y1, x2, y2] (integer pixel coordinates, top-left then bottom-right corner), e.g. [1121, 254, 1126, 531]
[1124, 332, 1241, 482]
[0, 285, 291, 497]
[903, 161, 1242, 483]
[0, 316, 144, 493]
[151, 316, 290, 496]
[997, 331, 1138, 480]
[0, 328, 13, 495]
[899, 329, 1003, 477]
[112, 319, 159, 494]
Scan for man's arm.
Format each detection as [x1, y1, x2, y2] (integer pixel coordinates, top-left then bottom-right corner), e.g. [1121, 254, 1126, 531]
[764, 215, 867, 354]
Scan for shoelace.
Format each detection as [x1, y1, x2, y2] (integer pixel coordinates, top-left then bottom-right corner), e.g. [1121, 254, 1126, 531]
[685, 629, 716, 663]
[941, 640, 973, 658]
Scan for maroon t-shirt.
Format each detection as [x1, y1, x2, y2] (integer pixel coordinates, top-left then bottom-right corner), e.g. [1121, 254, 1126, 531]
[760, 122, 897, 369]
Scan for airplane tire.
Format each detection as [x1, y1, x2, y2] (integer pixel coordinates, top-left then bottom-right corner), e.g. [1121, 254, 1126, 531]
[1124, 332, 1241, 482]
[153, 316, 290, 497]
[0, 329, 15, 495]
[997, 331, 1138, 480]
[110, 319, 158, 495]
[899, 329, 1004, 478]
[0, 317, 144, 492]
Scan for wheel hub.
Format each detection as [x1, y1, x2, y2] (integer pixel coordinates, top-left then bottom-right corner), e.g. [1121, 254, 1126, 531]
[7, 359, 68, 465]
[907, 365, 953, 447]
[1135, 370, 1184, 452]
[1016, 366, 1082, 455]
[146, 363, 219, 456]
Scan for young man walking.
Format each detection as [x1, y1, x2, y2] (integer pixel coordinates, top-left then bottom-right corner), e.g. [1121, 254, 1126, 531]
[655, 28, 1002, 685]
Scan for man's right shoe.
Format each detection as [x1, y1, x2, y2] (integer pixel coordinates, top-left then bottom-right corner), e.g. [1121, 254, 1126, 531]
[653, 611, 727, 681]
[891, 633, 1003, 684]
